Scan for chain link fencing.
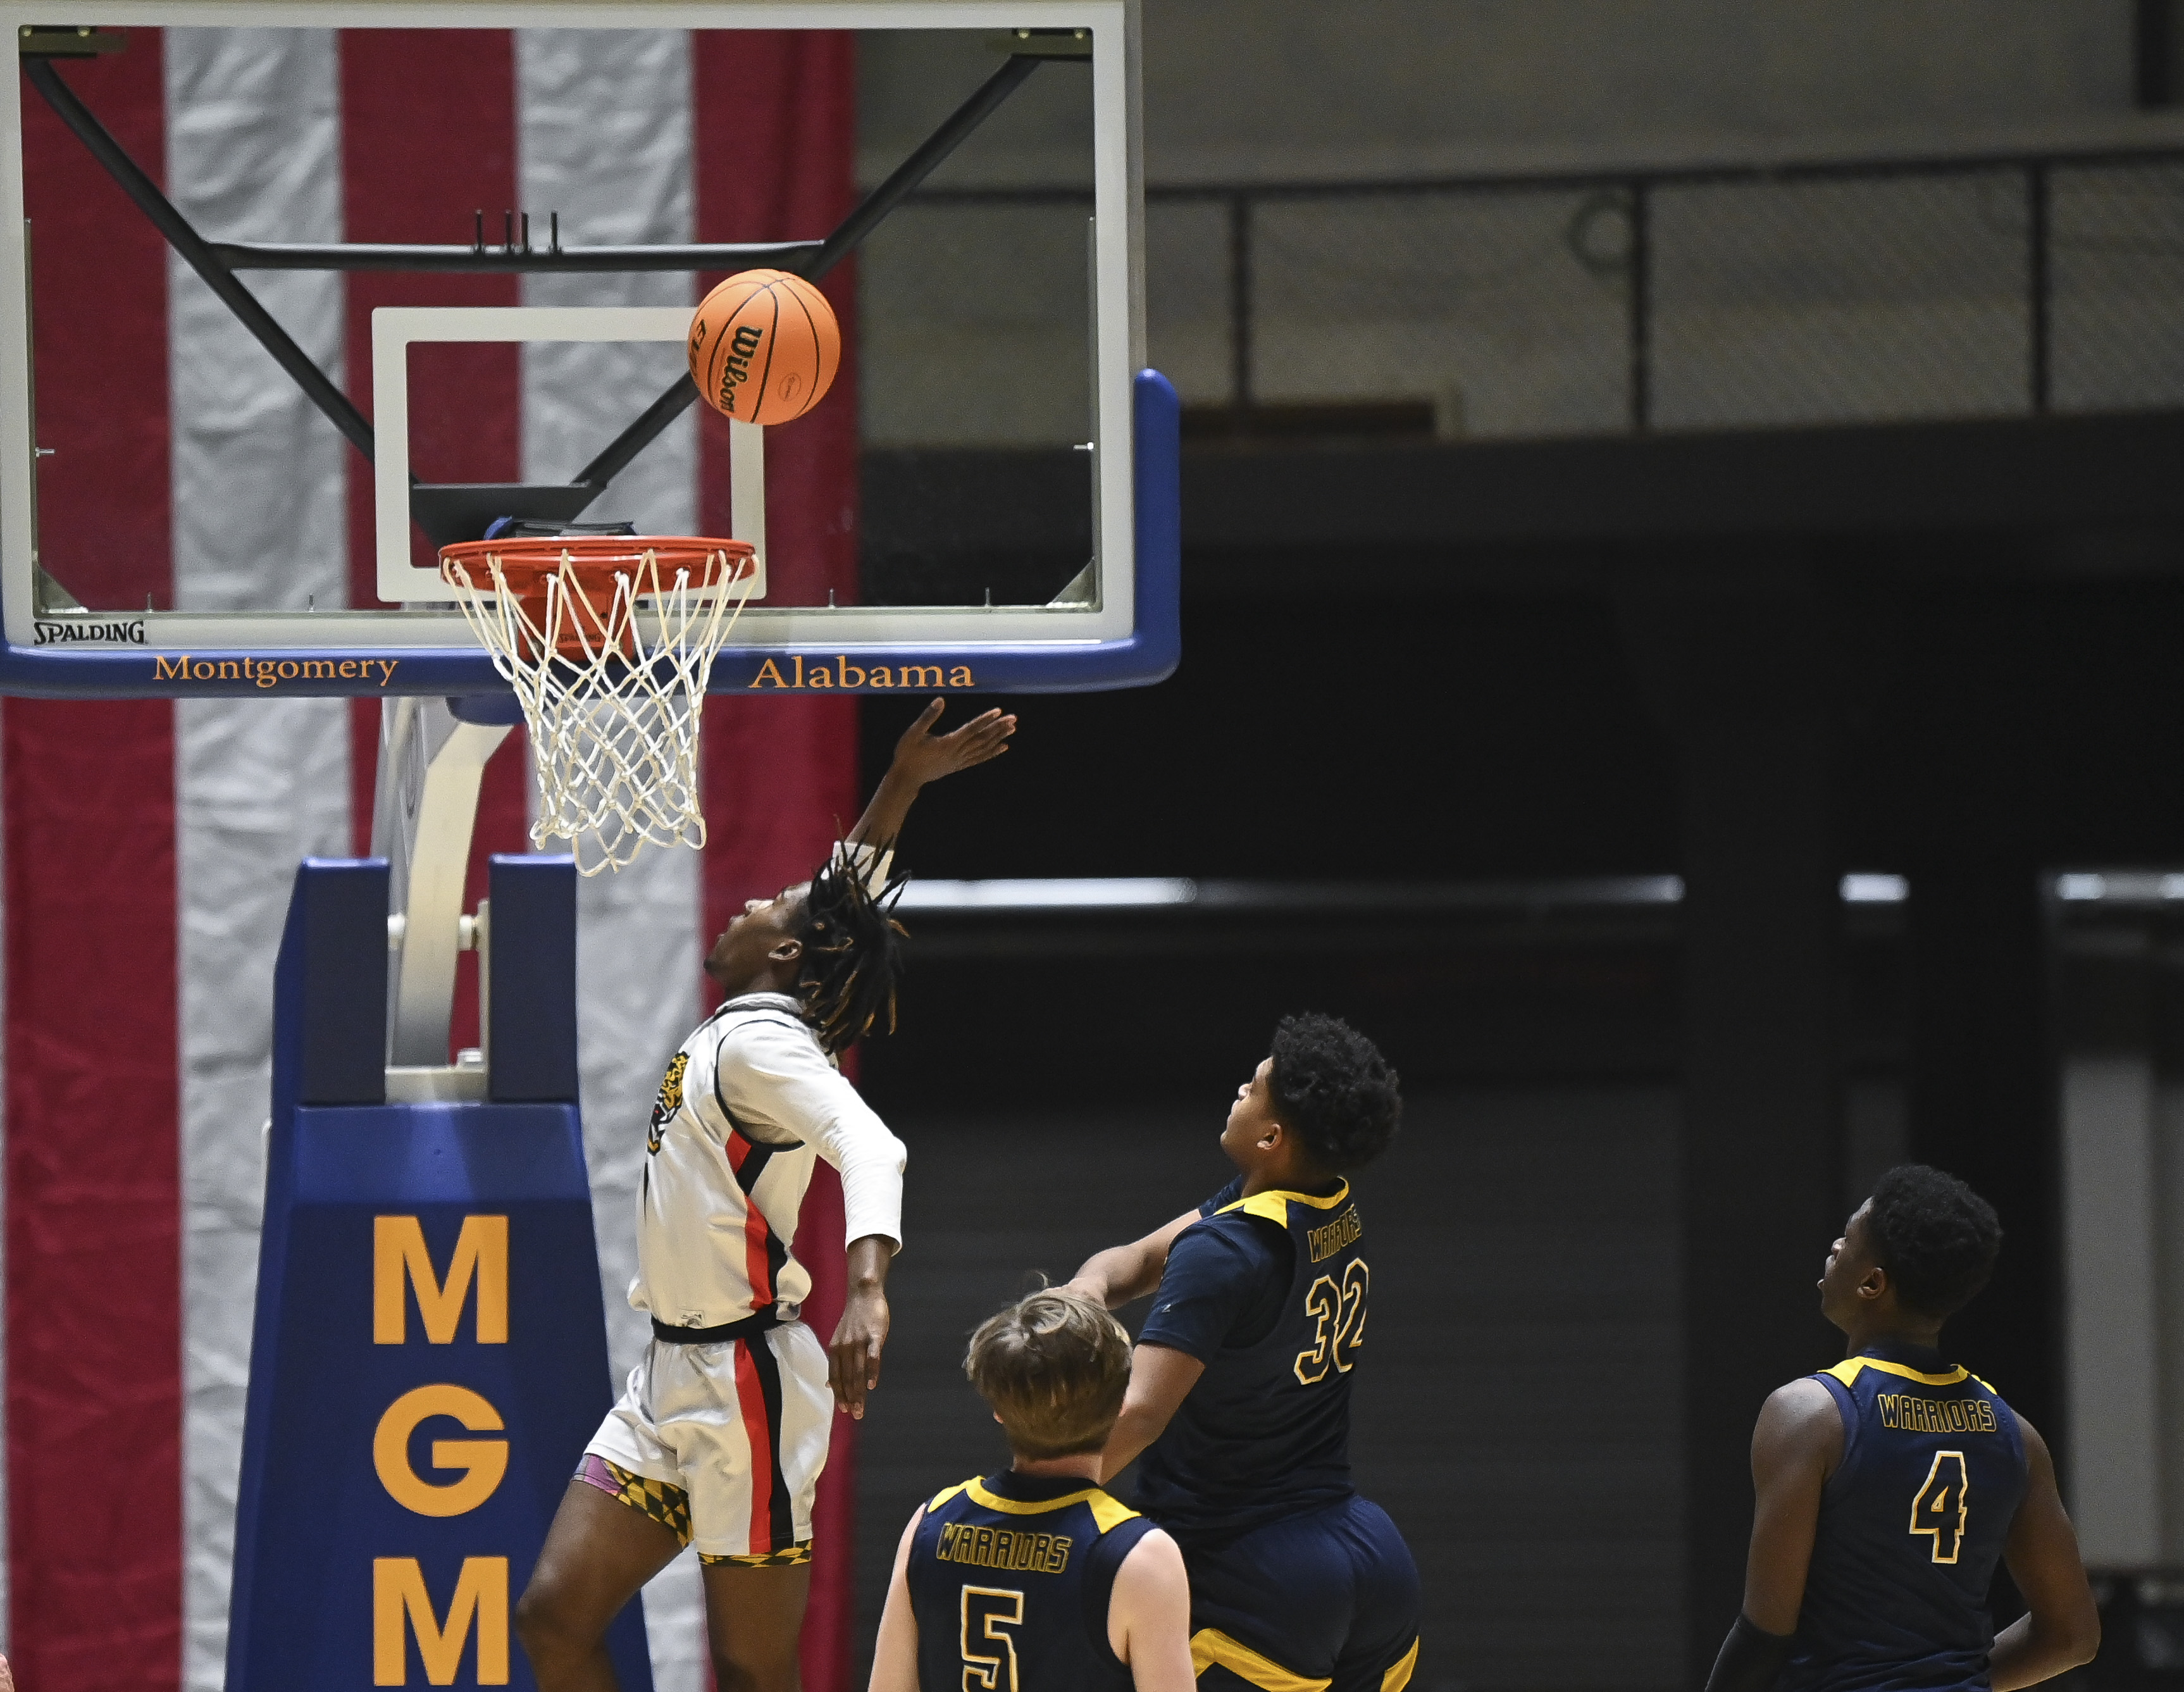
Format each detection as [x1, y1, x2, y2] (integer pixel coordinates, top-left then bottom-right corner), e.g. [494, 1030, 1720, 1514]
[858, 149, 2184, 447]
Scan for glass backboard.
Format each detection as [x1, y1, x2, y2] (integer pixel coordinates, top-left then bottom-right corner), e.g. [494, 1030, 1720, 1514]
[0, 1, 1176, 697]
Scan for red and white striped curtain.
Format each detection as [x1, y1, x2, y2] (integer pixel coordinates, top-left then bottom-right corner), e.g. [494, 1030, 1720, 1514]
[4, 28, 862, 1692]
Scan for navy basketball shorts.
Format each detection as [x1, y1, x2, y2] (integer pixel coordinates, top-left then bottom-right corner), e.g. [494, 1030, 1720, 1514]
[1182, 1495, 1420, 1692]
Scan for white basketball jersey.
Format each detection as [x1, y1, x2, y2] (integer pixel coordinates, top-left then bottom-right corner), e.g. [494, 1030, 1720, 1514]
[633, 992, 905, 1331]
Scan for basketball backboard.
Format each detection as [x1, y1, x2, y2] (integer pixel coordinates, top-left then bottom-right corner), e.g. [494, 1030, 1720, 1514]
[0, 1, 1176, 699]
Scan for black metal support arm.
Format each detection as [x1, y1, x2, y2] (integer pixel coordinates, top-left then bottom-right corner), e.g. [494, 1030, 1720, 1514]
[26, 44, 1055, 538]
[809, 52, 1042, 278]
[573, 51, 1048, 492]
[214, 238, 822, 274]
[23, 57, 376, 461]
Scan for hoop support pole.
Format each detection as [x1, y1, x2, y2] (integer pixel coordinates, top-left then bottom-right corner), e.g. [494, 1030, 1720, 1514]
[388, 718, 511, 1066]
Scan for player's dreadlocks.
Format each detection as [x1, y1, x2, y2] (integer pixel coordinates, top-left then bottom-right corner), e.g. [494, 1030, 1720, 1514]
[793, 842, 910, 1055]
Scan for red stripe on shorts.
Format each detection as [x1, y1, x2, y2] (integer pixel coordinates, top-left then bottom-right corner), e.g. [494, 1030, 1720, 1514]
[731, 1339, 776, 1554]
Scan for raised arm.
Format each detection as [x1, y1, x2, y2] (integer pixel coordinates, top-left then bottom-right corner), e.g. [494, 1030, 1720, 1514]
[847, 699, 1016, 852]
[1068, 1209, 1201, 1310]
[1989, 1417, 2100, 1691]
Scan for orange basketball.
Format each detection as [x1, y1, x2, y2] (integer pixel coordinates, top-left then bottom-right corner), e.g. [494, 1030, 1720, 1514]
[688, 269, 840, 426]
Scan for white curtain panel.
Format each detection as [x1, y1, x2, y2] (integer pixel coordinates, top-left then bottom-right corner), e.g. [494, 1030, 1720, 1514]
[519, 27, 709, 1691]
[158, 25, 715, 1691]
[166, 29, 352, 1692]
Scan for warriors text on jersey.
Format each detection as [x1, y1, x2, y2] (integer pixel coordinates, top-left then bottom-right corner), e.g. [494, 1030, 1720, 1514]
[1784, 1343, 2030, 1692]
[1134, 1175, 1365, 1540]
[635, 990, 905, 1330]
[909, 1472, 1156, 1692]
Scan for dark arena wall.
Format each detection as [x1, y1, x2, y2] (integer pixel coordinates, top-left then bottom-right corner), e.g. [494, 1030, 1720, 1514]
[855, 555, 2184, 1689]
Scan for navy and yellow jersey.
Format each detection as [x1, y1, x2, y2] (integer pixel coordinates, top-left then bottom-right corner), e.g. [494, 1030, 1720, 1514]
[1784, 1344, 2029, 1692]
[909, 1471, 1158, 1692]
[1134, 1175, 1365, 1541]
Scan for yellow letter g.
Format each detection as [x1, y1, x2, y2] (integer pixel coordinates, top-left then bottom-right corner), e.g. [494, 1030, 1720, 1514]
[373, 1384, 508, 1517]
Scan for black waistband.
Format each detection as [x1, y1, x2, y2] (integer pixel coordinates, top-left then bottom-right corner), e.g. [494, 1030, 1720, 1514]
[652, 1309, 781, 1345]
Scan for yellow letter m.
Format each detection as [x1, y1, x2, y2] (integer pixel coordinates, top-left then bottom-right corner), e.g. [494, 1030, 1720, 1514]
[375, 1216, 507, 1345]
[373, 1557, 509, 1685]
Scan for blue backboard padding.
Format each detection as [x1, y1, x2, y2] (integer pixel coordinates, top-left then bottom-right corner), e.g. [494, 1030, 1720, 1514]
[0, 369, 1182, 699]
[225, 1103, 652, 1692]
[453, 692, 526, 726]
[488, 854, 580, 1104]
[230, 859, 648, 1691]
[272, 858, 388, 1110]
[289, 1101, 599, 1202]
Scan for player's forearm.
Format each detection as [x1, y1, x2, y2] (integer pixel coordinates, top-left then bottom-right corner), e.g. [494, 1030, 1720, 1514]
[1989, 1610, 2100, 1690]
[866, 1622, 918, 1692]
[847, 1233, 893, 1295]
[1097, 1348, 1203, 1483]
[847, 768, 924, 850]
[1096, 1399, 1170, 1484]
[1069, 1241, 1163, 1309]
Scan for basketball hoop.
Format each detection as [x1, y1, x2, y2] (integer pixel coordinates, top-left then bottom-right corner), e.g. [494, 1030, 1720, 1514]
[440, 536, 759, 876]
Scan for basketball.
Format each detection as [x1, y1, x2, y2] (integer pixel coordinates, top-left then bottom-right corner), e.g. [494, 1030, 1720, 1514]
[688, 268, 840, 426]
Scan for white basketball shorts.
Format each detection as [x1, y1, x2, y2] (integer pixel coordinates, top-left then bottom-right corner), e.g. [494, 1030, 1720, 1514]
[581, 1319, 831, 1564]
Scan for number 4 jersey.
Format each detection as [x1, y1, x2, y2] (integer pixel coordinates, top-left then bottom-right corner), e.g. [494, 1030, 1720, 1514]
[908, 1472, 1157, 1692]
[1133, 1176, 1367, 1541]
[1784, 1344, 2029, 1692]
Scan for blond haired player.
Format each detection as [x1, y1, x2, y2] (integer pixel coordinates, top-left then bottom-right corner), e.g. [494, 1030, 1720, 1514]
[869, 1288, 1194, 1692]
[518, 700, 1014, 1692]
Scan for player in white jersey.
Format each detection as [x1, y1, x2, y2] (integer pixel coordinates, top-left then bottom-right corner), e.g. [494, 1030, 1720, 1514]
[517, 699, 1016, 1692]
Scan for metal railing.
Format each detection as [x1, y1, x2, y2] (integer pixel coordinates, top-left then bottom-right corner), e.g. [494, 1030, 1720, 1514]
[880, 142, 2184, 445]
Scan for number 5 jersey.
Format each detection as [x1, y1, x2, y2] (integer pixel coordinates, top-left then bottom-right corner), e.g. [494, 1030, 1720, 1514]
[907, 1473, 1157, 1692]
[1785, 1344, 2029, 1692]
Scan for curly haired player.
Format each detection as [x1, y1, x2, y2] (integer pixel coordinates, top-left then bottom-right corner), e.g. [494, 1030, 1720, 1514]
[1067, 1013, 1420, 1692]
[516, 699, 1015, 1692]
[1703, 1166, 2099, 1692]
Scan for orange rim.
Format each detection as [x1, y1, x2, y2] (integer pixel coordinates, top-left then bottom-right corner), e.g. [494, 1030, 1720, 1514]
[439, 535, 757, 661]
[438, 534, 756, 590]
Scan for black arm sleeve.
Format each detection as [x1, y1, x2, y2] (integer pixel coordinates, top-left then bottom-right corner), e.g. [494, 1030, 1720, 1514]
[1703, 1614, 1795, 1692]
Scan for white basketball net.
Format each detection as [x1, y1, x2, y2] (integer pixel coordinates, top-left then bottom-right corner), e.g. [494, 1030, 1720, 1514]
[444, 546, 756, 876]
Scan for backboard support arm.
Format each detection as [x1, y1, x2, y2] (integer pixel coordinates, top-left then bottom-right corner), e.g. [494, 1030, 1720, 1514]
[211, 237, 822, 273]
[22, 57, 378, 460]
[23, 39, 1061, 542]
[568, 49, 1052, 492]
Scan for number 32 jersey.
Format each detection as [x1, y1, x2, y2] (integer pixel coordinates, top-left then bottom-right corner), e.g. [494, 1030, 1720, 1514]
[1784, 1346, 2028, 1692]
[1134, 1176, 1368, 1541]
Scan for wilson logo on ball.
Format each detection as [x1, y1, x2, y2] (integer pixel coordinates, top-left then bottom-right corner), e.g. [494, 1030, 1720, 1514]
[688, 269, 840, 426]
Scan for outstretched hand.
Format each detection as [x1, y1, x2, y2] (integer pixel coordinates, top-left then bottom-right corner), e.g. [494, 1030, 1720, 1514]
[889, 699, 1015, 787]
[847, 699, 1017, 850]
